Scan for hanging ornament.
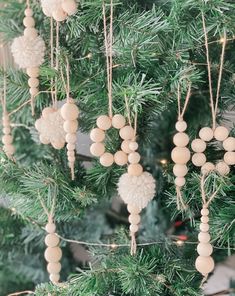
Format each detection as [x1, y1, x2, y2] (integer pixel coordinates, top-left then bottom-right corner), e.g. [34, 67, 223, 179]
[11, 0, 45, 115]
[171, 82, 192, 210]
[41, 0, 77, 21]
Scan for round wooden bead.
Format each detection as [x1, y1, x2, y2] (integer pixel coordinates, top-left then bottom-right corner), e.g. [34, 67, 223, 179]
[90, 142, 105, 157]
[26, 67, 39, 78]
[52, 141, 65, 150]
[90, 128, 105, 143]
[128, 214, 141, 225]
[24, 8, 33, 17]
[63, 120, 78, 133]
[114, 151, 128, 166]
[201, 216, 209, 223]
[2, 115, 10, 125]
[199, 127, 214, 142]
[45, 234, 60, 248]
[129, 141, 138, 151]
[29, 87, 39, 96]
[173, 132, 189, 147]
[192, 153, 206, 167]
[127, 204, 141, 214]
[39, 135, 50, 145]
[52, 8, 67, 22]
[45, 223, 56, 234]
[128, 163, 143, 176]
[112, 114, 126, 129]
[100, 152, 114, 167]
[96, 115, 112, 130]
[191, 139, 206, 153]
[173, 164, 188, 177]
[214, 126, 229, 141]
[171, 147, 191, 164]
[201, 162, 215, 174]
[216, 161, 230, 176]
[49, 273, 60, 283]
[23, 16, 35, 28]
[67, 143, 76, 151]
[28, 77, 39, 88]
[175, 120, 187, 132]
[61, 0, 77, 15]
[3, 127, 11, 135]
[198, 232, 211, 243]
[4, 145, 15, 155]
[66, 133, 77, 144]
[201, 208, 209, 216]
[2, 135, 13, 145]
[68, 156, 76, 163]
[224, 152, 235, 165]
[67, 150, 74, 157]
[44, 247, 62, 263]
[130, 224, 139, 233]
[47, 262, 61, 274]
[174, 177, 185, 187]
[195, 256, 215, 275]
[121, 140, 132, 153]
[128, 152, 141, 164]
[223, 137, 235, 152]
[200, 223, 209, 232]
[119, 126, 135, 140]
[61, 103, 79, 120]
[24, 27, 38, 38]
[197, 243, 213, 257]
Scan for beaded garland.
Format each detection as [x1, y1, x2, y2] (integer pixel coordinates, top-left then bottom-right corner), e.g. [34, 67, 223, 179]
[2, 111, 15, 159]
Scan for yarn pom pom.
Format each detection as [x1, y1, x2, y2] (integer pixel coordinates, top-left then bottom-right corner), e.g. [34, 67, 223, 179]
[11, 36, 45, 69]
[118, 172, 156, 210]
[41, 0, 62, 17]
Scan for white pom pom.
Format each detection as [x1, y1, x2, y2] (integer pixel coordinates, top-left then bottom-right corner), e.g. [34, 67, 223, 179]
[11, 35, 45, 69]
[41, 0, 62, 17]
[118, 172, 156, 210]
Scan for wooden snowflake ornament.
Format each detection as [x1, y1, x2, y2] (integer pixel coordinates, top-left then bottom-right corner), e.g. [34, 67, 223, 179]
[35, 107, 66, 149]
[41, 0, 77, 21]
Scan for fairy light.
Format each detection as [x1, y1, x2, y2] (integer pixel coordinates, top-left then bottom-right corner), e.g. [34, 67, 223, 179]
[160, 159, 168, 165]
[176, 240, 184, 247]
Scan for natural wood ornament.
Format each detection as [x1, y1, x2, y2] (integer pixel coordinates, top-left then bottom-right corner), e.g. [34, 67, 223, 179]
[41, 0, 77, 21]
[11, 0, 45, 115]
[2, 111, 15, 159]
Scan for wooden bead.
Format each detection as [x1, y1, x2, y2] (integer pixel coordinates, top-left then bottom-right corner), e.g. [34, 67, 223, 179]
[67, 143, 76, 151]
[214, 126, 229, 141]
[195, 256, 215, 275]
[66, 133, 77, 144]
[100, 152, 114, 167]
[63, 120, 78, 133]
[42, 107, 55, 118]
[45, 234, 60, 248]
[49, 273, 60, 283]
[216, 161, 230, 176]
[112, 114, 126, 129]
[197, 243, 213, 257]
[61, 102, 79, 121]
[128, 214, 141, 225]
[175, 120, 187, 132]
[24, 8, 33, 17]
[90, 128, 105, 142]
[199, 127, 213, 142]
[130, 224, 139, 233]
[201, 216, 209, 223]
[201, 162, 215, 174]
[191, 139, 206, 153]
[192, 153, 206, 167]
[47, 262, 61, 274]
[52, 141, 65, 150]
[223, 137, 235, 152]
[39, 135, 50, 145]
[2, 115, 10, 125]
[2, 135, 13, 145]
[24, 27, 38, 38]
[61, 0, 77, 15]
[128, 152, 141, 164]
[4, 145, 15, 155]
[198, 232, 211, 243]
[174, 177, 185, 187]
[173, 132, 189, 147]
[96, 115, 112, 130]
[128, 163, 143, 176]
[90, 142, 105, 157]
[224, 152, 235, 165]
[27, 67, 39, 77]
[68, 156, 76, 162]
[200, 223, 209, 232]
[114, 151, 128, 166]
[45, 223, 56, 234]
[201, 208, 209, 216]
[173, 164, 188, 177]
[29, 87, 38, 96]
[28, 77, 39, 88]
[52, 8, 67, 22]
[127, 204, 141, 214]
[121, 140, 132, 153]
[23, 16, 35, 28]
[129, 141, 138, 151]
[119, 126, 135, 140]
[44, 247, 62, 263]
[3, 127, 11, 135]
[67, 150, 74, 157]
[171, 147, 191, 164]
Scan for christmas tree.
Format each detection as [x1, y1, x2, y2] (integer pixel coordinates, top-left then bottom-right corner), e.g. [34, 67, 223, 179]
[0, 0, 235, 295]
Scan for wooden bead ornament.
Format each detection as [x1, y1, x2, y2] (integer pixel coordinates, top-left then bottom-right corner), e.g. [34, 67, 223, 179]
[11, 2, 45, 115]
[41, 0, 77, 21]
[61, 99, 79, 180]
[2, 112, 15, 159]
